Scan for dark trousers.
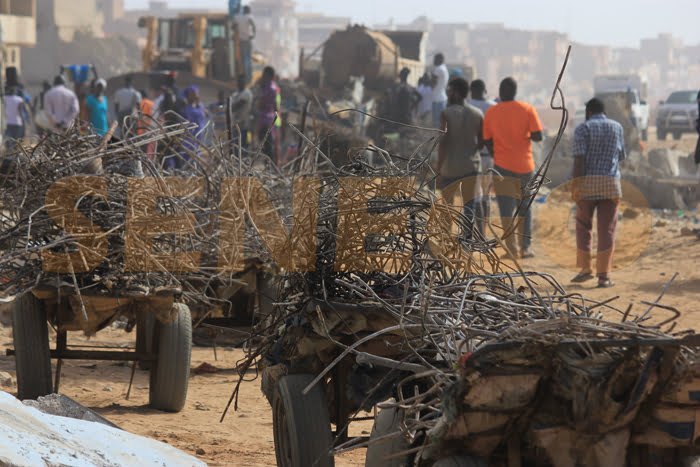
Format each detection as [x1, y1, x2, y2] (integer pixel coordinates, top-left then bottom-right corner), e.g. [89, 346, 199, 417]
[258, 127, 279, 166]
[441, 173, 482, 237]
[576, 198, 619, 280]
[4, 124, 24, 152]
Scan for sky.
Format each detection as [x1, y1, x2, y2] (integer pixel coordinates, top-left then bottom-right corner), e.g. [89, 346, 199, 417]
[123, 0, 700, 48]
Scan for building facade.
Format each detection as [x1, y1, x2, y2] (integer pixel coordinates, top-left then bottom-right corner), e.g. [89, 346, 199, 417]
[0, 0, 36, 73]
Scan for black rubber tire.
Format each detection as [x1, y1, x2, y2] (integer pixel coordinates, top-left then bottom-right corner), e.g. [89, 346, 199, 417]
[12, 293, 52, 400]
[432, 455, 487, 467]
[657, 129, 667, 140]
[673, 131, 683, 140]
[273, 374, 334, 467]
[149, 303, 192, 412]
[365, 407, 410, 467]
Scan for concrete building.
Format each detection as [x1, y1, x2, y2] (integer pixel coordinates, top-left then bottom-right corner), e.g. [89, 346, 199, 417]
[251, 0, 298, 77]
[36, 0, 104, 42]
[297, 12, 349, 55]
[0, 0, 36, 73]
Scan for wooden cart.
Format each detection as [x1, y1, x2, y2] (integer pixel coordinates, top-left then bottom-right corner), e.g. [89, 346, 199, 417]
[8, 287, 191, 412]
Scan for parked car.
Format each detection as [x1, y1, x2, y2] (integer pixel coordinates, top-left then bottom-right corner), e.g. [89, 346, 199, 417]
[656, 90, 699, 140]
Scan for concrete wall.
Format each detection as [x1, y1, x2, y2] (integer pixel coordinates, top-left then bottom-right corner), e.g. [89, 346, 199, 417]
[37, 0, 104, 42]
[0, 0, 35, 17]
[0, 12, 35, 46]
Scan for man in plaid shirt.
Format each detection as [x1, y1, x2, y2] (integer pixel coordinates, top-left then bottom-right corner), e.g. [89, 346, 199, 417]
[571, 97, 626, 288]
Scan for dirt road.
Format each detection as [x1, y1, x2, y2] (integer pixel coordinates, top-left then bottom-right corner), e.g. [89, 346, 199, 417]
[0, 134, 698, 466]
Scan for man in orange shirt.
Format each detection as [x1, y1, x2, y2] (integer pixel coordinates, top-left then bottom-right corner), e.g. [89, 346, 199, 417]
[138, 89, 154, 135]
[483, 77, 543, 259]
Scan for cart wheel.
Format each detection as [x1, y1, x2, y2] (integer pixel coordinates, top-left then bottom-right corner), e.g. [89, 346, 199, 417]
[365, 406, 410, 467]
[433, 456, 487, 467]
[273, 374, 334, 467]
[673, 131, 682, 140]
[12, 293, 52, 400]
[149, 303, 192, 412]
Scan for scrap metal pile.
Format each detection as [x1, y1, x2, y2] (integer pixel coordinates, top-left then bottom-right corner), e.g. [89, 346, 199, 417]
[233, 52, 700, 465]
[0, 119, 298, 324]
[245, 139, 699, 465]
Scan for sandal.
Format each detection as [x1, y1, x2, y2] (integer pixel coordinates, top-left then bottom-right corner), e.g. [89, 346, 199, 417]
[571, 272, 594, 283]
[597, 279, 615, 288]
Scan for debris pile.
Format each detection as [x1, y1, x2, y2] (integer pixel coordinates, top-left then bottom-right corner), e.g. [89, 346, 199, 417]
[224, 50, 700, 466]
[0, 118, 296, 320]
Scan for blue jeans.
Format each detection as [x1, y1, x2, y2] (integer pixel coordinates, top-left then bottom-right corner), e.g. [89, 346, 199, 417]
[432, 100, 446, 129]
[240, 40, 253, 84]
[4, 124, 24, 152]
[493, 165, 534, 252]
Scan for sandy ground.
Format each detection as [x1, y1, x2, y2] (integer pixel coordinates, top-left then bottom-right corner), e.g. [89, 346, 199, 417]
[0, 132, 698, 466]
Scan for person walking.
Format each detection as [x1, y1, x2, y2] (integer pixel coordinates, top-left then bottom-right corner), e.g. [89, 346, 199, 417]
[416, 73, 433, 126]
[137, 89, 154, 135]
[157, 73, 185, 169]
[179, 85, 208, 168]
[694, 89, 700, 165]
[4, 86, 27, 152]
[234, 5, 256, 85]
[437, 77, 484, 236]
[44, 75, 80, 133]
[431, 53, 449, 129]
[85, 79, 109, 136]
[114, 75, 141, 136]
[34, 81, 52, 137]
[483, 77, 543, 259]
[209, 90, 228, 139]
[230, 74, 253, 148]
[255, 66, 280, 164]
[391, 67, 422, 126]
[570, 97, 627, 288]
[469, 79, 497, 226]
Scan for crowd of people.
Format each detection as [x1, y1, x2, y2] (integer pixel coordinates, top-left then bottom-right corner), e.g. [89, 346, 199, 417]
[0, 38, 660, 289]
[1, 61, 283, 167]
[386, 52, 629, 288]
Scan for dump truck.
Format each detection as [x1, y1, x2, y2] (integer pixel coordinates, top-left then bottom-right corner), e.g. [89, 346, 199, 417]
[300, 25, 427, 93]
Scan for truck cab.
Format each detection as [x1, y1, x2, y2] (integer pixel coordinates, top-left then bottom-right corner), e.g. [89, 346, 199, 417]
[594, 74, 650, 140]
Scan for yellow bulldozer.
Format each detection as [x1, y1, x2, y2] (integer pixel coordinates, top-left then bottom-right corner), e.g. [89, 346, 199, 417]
[140, 14, 234, 81]
[139, 14, 265, 84]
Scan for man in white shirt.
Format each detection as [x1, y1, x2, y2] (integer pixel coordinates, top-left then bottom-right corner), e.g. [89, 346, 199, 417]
[431, 53, 449, 129]
[468, 79, 498, 224]
[416, 73, 433, 125]
[4, 87, 27, 152]
[43, 75, 79, 132]
[234, 5, 256, 85]
[230, 74, 253, 148]
[114, 75, 142, 136]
